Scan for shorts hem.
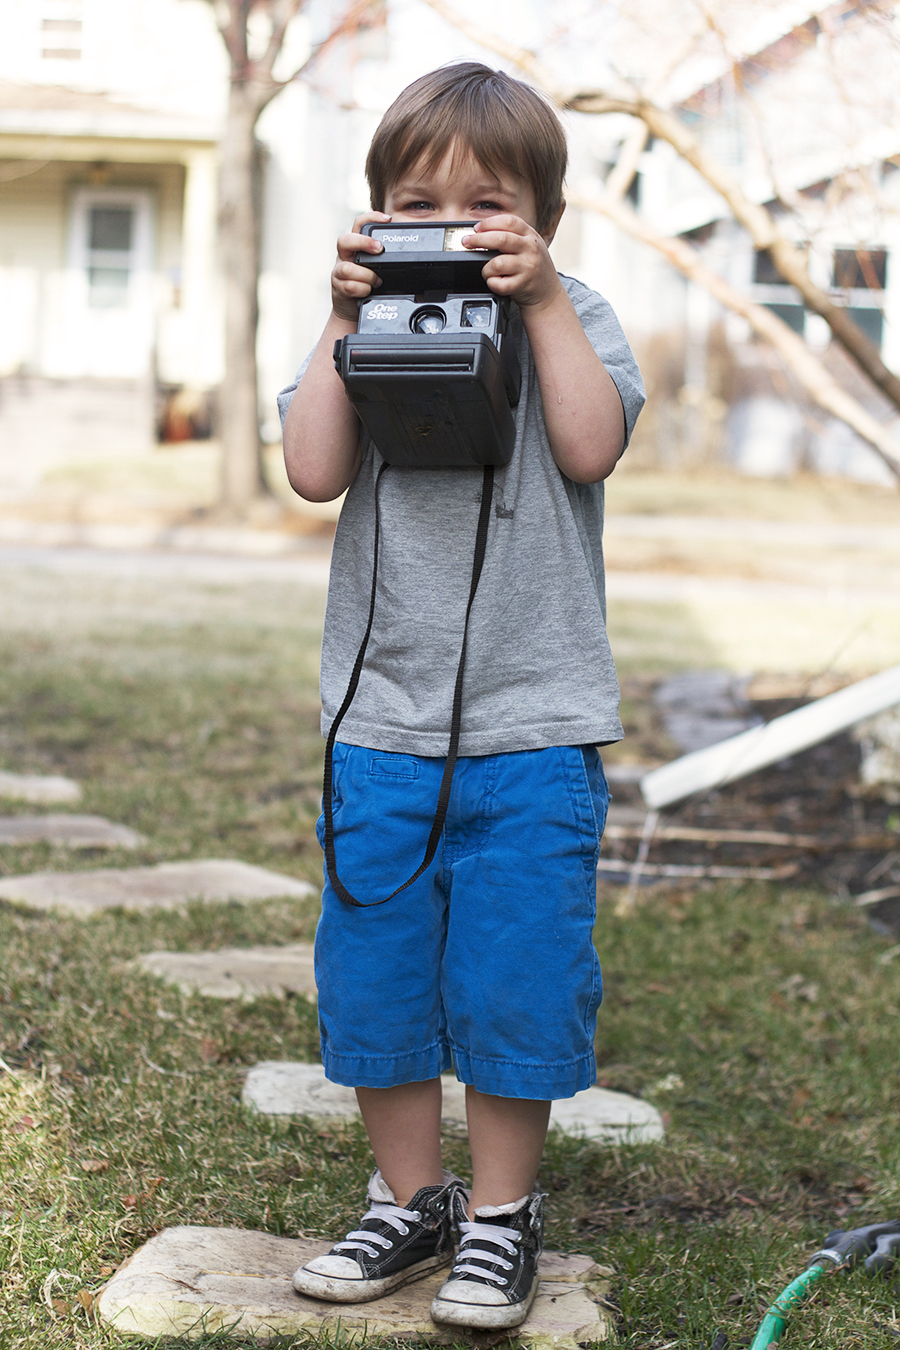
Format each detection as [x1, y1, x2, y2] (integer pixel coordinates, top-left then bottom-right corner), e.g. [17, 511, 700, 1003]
[449, 1043, 597, 1101]
[320, 1040, 452, 1089]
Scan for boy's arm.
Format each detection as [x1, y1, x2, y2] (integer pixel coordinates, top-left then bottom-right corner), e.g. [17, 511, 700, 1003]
[467, 218, 627, 484]
[282, 213, 389, 502]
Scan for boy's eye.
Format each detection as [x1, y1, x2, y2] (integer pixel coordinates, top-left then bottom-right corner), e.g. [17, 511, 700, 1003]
[400, 201, 434, 212]
[473, 201, 503, 212]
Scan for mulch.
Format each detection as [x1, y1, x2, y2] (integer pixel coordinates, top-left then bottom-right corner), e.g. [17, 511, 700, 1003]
[605, 694, 900, 933]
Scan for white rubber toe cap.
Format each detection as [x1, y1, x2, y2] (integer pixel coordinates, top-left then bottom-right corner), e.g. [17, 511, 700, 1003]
[300, 1255, 364, 1279]
[433, 1278, 507, 1306]
[293, 1254, 370, 1298]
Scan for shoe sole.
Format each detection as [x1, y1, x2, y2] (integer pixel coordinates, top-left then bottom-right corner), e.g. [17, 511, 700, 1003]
[430, 1274, 540, 1329]
[293, 1251, 452, 1303]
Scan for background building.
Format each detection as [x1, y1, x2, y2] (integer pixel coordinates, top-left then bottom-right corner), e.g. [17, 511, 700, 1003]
[0, 0, 897, 496]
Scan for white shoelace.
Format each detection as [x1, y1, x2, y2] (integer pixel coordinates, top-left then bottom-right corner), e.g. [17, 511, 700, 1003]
[451, 1220, 520, 1284]
[332, 1201, 422, 1261]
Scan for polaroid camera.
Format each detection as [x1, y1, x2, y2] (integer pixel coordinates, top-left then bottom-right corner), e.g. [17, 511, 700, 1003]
[333, 222, 521, 469]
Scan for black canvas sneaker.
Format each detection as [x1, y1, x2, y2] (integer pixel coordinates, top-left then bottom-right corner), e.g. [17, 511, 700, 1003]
[292, 1169, 467, 1303]
[430, 1191, 545, 1329]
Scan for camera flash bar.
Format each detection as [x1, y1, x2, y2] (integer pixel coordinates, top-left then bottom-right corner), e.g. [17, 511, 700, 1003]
[358, 221, 498, 295]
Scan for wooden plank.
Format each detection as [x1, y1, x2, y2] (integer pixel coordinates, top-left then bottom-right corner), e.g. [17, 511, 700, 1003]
[603, 823, 895, 850]
[641, 664, 900, 808]
[597, 859, 799, 881]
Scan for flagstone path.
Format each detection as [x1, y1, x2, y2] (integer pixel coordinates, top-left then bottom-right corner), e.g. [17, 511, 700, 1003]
[0, 859, 314, 914]
[136, 943, 317, 1000]
[0, 814, 142, 848]
[243, 1062, 665, 1144]
[0, 771, 81, 803]
[95, 1225, 613, 1346]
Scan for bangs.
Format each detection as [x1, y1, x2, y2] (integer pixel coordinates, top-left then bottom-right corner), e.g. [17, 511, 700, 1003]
[391, 99, 538, 200]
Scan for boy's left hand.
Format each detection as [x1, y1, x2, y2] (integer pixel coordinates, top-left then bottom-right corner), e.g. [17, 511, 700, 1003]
[464, 216, 563, 311]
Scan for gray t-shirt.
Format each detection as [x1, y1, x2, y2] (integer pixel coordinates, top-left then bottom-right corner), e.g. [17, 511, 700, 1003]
[277, 274, 645, 757]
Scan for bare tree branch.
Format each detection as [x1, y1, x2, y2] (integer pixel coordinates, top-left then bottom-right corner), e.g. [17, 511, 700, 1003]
[219, 0, 252, 75]
[571, 92, 900, 413]
[277, 0, 380, 90]
[419, 0, 574, 99]
[420, 0, 900, 415]
[258, 0, 302, 81]
[604, 123, 649, 201]
[569, 189, 900, 483]
[213, 0, 377, 117]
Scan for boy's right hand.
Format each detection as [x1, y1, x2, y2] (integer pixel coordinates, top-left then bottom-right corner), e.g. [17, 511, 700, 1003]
[331, 211, 391, 323]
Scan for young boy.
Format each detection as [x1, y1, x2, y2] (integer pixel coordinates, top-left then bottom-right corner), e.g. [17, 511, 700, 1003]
[277, 63, 644, 1331]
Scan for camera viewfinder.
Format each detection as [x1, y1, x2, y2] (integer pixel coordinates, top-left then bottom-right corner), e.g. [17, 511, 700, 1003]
[461, 301, 493, 330]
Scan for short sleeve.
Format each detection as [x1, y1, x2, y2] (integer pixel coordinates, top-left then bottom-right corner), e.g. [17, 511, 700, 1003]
[276, 349, 315, 427]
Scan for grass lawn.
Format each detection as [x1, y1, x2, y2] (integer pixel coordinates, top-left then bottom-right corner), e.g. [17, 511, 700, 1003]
[1, 559, 900, 1349]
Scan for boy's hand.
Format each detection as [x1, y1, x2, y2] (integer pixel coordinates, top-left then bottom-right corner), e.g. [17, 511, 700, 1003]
[464, 215, 563, 311]
[331, 211, 391, 324]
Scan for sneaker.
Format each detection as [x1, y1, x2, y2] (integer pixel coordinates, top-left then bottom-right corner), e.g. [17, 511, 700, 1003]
[430, 1192, 545, 1329]
[292, 1169, 467, 1303]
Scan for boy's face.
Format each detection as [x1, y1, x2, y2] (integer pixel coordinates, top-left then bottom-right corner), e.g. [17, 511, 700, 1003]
[383, 143, 554, 242]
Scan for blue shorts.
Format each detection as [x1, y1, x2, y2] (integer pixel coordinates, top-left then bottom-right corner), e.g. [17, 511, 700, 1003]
[314, 742, 609, 1100]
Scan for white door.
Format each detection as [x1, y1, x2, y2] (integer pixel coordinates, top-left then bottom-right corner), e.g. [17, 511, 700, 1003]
[50, 188, 155, 378]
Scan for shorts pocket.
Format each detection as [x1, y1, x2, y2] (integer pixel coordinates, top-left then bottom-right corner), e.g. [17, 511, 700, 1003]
[582, 745, 610, 839]
[370, 755, 420, 780]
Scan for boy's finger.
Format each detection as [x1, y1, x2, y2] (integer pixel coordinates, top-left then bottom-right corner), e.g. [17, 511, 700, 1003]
[472, 214, 529, 235]
[352, 210, 392, 232]
[465, 229, 527, 254]
[334, 261, 382, 286]
[338, 233, 384, 258]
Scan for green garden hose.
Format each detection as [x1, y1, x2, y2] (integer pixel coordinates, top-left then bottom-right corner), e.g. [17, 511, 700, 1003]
[748, 1262, 830, 1349]
[741, 1221, 900, 1350]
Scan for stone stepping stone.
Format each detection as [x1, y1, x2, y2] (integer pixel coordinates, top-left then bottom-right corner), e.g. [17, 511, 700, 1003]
[0, 860, 314, 915]
[0, 814, 142, 849]
[95, 1224, 613, 1346]
[243, 1062, 664, 1144]
[136, 943, 316, 1000]
[0, 771, 81, 804]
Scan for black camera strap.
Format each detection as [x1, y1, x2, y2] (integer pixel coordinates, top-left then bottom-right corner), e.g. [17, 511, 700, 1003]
[322, 461, 495, 908]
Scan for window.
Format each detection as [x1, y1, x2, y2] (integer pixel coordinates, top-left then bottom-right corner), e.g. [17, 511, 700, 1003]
[832, 247, 888, 349]
[41, 1, 82, 60]
[752, 248, 805, 335]
[86, 205, 135, 308]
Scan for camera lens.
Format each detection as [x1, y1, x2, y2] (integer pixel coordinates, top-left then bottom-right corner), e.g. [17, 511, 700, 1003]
[411, 307, 446, 335]
[461, 301, 493, 330]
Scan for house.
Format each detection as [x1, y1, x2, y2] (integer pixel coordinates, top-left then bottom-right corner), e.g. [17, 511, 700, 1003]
[1, 0, 897, 494]
[0, 0, 584, 497]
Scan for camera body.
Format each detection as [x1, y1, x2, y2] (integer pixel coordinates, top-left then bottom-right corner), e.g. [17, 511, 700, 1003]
[333, 222, 521, 469]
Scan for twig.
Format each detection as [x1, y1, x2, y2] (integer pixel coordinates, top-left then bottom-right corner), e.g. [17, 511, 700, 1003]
[139, 1046, 191, 1079]
[616, 809, 659, 913]
[600, 859, 799, 882]
[853, 885, 900, 907]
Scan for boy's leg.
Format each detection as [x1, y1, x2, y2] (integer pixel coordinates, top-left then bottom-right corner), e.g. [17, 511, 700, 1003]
[465, 1087, 550, 1214]
[294, 746, 465, 1304]
[356, 1079, 445, 1206]
[429, 745, 609, 1331]
[431, 1087, 549, 1331]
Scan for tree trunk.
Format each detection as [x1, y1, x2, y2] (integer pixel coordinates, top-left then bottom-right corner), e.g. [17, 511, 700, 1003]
[217, 85, 265, 510]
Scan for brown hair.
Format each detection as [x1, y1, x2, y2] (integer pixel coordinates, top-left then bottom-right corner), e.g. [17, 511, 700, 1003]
[365, 63, 567, 235]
